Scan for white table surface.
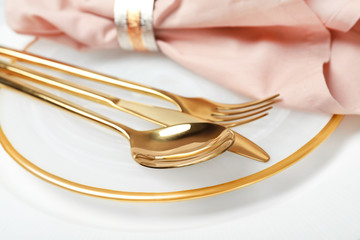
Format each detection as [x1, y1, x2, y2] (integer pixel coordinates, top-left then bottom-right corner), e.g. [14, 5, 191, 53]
[1, 1, 360, 239]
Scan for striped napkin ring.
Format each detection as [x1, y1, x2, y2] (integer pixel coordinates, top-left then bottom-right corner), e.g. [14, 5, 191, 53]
[114, 0, 158, 52]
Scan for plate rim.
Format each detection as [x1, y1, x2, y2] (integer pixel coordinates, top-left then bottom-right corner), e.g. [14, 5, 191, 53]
[0, 114, 343, 202]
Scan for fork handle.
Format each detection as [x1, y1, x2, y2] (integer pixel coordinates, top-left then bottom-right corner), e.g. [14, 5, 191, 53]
[0, 47, 181, 108]
[0, 61, 199, 127]
[0, 61, 124, 109]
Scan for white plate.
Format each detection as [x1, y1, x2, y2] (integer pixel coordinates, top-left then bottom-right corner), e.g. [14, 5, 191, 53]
[0, 39, 333, 231]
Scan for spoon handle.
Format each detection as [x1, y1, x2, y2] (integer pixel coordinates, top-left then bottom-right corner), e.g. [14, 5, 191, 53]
[0, 73, 132, 140]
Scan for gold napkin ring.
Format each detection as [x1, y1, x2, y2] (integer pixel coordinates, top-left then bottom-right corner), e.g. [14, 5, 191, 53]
[114, 0, 158, 52]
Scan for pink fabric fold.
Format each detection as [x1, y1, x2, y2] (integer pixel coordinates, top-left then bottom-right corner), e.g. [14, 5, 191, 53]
[5, 0, 360, 114]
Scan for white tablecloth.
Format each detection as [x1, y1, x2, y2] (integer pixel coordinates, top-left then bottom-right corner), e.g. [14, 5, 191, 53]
[1, 1, 360, 239]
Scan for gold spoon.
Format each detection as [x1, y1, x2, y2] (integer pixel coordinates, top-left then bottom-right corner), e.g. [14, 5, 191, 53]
[0, 73, 235, 168]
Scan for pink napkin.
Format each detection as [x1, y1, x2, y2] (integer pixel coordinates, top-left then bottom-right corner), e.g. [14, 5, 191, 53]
[5, 0, 360, 114]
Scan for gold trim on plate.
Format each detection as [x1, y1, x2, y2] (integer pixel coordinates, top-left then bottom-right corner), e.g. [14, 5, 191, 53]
[0, 115, 343, 202]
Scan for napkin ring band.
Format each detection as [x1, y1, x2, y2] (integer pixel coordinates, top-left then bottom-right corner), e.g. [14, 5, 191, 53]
[114, 0, 158, 52]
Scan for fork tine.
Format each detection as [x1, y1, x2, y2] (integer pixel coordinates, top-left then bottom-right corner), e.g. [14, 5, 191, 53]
[221, 113, 269, 128]
[211, 106, 272, 122]
[216, 94, 280, 110]
[213, 101, 276, 116]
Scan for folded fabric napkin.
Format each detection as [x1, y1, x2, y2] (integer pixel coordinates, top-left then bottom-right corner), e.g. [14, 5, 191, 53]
[5, 0, 360, 114]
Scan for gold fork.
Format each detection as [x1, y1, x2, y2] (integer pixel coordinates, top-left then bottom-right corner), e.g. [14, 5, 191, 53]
[0, 46, 279, 127]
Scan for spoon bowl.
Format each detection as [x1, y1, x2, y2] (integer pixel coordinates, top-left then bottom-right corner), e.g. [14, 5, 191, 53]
[129, 123, 235, 168]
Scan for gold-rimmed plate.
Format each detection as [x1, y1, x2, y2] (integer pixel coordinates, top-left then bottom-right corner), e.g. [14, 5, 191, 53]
[0, 39, 342, 202]
[0, 37, 345, 233]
